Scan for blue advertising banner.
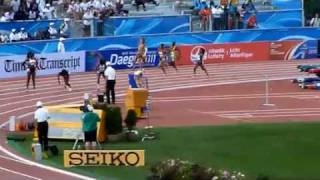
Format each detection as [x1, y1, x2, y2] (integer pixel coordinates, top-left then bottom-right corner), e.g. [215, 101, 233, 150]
[104, 15, 190, 36]
[0, 27, 320, 56]
[290, 40, 318, 60]
[0, 20, 63, 36]
[86, 48, 160, 71]
[245, 10, 302, 29]
[272, 0, 302, 10]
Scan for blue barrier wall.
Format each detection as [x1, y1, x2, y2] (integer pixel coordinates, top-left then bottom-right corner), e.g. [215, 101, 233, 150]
[0, 27, 319, 56]
[272, 0, 302, 10]
[103, 15, 190, 36]
[245, 10, 302, 29]
[0, 20, 63, 36]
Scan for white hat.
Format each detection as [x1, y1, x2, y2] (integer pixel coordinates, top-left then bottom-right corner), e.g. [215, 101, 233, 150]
[134, 70, 143, 76]
[4, 12, 9, 16]
[12, 29, 16, 32]
[36, 101, 43, 107]
[21, 27, 25, 31]
[46, 3, 50, 6]
[87, 105, 94, 112]
[84, 93, 89, 100]
[49, 22, 54, 26]
[64, 18, 70, 21]
[59, 37, 65, 41]
[106, 61, 111, 66]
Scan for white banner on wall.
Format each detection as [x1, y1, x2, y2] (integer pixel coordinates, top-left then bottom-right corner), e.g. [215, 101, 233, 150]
[0, 51, 86, 79]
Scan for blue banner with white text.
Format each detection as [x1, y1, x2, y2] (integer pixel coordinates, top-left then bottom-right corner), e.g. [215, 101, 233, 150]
[86, 48, 160, 71]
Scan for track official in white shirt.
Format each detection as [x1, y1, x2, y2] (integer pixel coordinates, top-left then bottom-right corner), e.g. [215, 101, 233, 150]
[104, 62, 116, 104]
[34, 101, 50, 152]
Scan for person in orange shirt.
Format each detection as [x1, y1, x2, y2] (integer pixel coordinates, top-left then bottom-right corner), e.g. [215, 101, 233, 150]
[199, 7, 211, 31]
[246, 13, 257, 29]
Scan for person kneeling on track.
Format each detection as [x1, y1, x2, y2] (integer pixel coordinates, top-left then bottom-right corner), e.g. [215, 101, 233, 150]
[58, 69, 72, 91]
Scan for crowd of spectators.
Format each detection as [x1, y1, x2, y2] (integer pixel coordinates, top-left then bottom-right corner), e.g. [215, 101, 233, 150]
[0, 18, 69, 43]
[194, 0, 258, 31]
[0, 0, 57, 21]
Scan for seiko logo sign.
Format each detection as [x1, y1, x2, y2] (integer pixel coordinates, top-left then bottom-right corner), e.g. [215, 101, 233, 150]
[64, 150, 145, 167]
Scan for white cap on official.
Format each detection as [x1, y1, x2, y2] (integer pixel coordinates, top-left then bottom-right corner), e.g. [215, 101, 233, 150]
[84, 93, 89, 100]
[106, 61, 111, 66]
[36, 101, 43, 107]
[59, 37, 65, 41]
[87, 105, 94, 112]
[12, 29, 16, 32]
[49, 22, 54, 26]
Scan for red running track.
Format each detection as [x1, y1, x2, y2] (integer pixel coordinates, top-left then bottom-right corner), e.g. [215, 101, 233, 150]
[1, 60, 320, 179]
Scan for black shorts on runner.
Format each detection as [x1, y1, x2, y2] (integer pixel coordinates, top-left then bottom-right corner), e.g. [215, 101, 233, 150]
[84, 129, 97, 142]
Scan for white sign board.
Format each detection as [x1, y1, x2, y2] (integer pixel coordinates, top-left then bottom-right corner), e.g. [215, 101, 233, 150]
[0, 51, 86, 79]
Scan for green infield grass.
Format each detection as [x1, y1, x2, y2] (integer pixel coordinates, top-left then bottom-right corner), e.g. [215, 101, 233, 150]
[8, 122, 320, 180]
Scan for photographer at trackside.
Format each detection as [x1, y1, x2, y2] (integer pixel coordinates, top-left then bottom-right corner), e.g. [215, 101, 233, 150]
[34, 101, 50, 154]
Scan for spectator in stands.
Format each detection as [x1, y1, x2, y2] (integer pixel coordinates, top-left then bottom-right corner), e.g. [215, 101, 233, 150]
[18, 28, 29, 41]
[246, 13, 257, 29]
[145, 0, 159, 6]
[29, 4, 39, 20]
[9, 29, 19, 42]
[48, 22, 58, 38]
[10, 0, 20, 13]
[228, 1, 237, 30]
[80, 0, 89, 12]
[211, 5, 223, 30]
[115, 0, 124, 15]
[310, 13, 320, 27]
[199, 6, 211, 31]
[0, 33, 9, 43]
[221, 4, 228, 30]
[83, 9, 94, 36]
[14, 6, 28, 20]
[60, 18, 70, 38]
[135, 0, 146, 11]
[41, 3, 56, 19]
[37, 0, 45, 12]
[0, 12, 11, 22]
[262, 0, 271, 6]
[244, 0, 256, 14]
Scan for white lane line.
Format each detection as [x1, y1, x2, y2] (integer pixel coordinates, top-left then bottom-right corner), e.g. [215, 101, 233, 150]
[0, 69, 300, 96]
[0, 154, 32, 166]
[0, 146, 95, 180]
[0, 166, 42, 180]
[0, 71, 296, 103]
[0, 61, 308, 85]
[200, 107, 320, 114]
[0, 76, 296, 115]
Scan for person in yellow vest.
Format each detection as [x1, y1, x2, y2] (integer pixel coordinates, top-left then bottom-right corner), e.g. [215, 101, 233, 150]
[81, 105, 100, 150]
